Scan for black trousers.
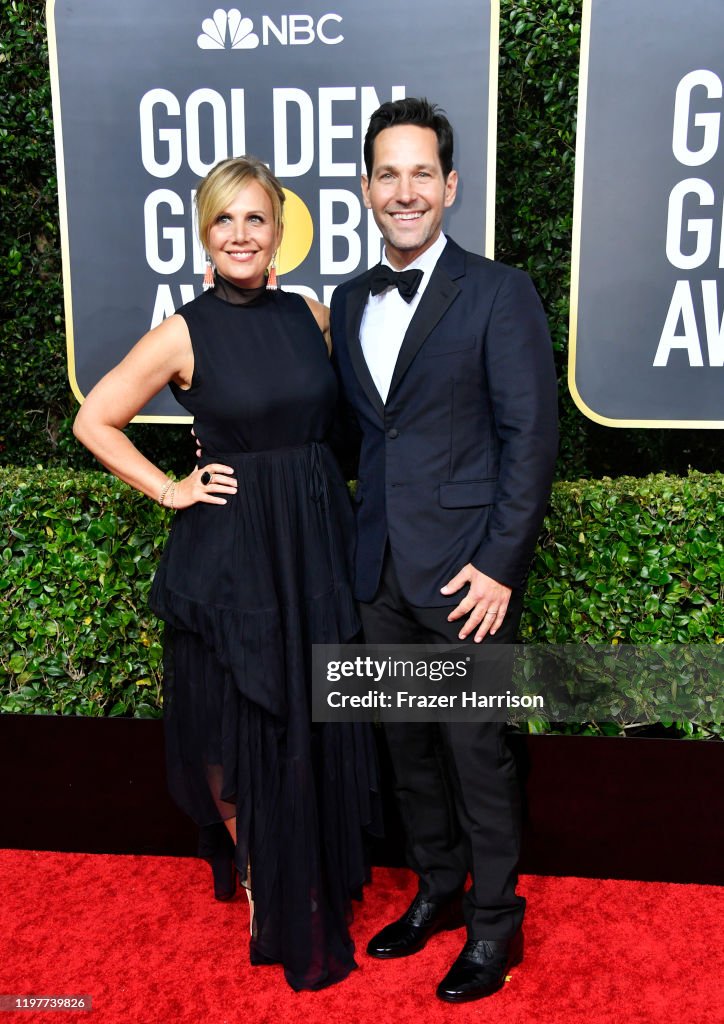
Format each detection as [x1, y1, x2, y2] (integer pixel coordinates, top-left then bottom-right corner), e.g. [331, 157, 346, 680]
[359, 548, 525, 939]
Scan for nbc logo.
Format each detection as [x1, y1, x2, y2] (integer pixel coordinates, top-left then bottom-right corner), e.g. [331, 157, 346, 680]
[197, 9, 259, 49]
[197, 9, 343, 50]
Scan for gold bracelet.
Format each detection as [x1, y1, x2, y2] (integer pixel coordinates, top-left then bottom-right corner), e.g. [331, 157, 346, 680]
[158, 478, 173, 507]
[169, 482, 178, 511]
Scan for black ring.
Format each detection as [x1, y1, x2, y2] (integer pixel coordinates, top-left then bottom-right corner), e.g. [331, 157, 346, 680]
[200, 471, 212, 486]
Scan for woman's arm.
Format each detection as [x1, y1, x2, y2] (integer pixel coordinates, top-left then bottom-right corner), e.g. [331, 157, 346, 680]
[73, 314, 237, 509]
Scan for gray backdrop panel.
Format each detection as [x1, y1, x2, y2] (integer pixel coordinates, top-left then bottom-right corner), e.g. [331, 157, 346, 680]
[50, 0, 495, 418]
[572, 0, 723, 425]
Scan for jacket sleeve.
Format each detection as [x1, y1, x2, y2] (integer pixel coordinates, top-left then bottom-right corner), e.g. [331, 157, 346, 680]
[470, 268, 558, 589]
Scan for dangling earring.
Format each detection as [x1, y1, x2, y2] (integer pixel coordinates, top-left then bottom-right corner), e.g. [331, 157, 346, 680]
[266, 252, 278, 290]
[203, 254, 215, 291]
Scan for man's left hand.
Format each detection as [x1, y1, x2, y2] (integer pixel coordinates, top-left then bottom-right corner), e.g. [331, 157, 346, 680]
[441, 565, 512, 642]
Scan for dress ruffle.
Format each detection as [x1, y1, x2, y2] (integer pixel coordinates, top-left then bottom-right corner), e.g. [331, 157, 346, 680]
[151, 575, 357, 717]
[149, 442, 381, 990]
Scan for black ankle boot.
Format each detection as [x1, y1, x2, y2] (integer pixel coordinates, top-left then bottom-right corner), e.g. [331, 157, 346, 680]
[198, 823, 237, 901]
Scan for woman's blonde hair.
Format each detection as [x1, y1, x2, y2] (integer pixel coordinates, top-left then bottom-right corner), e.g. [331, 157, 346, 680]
[195, 156, 285, 251]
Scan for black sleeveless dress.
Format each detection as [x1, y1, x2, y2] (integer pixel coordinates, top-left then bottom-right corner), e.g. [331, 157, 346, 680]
[148, 286, 380, 991]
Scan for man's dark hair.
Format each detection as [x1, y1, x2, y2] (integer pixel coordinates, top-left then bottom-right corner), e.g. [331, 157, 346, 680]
[363, 97, 454, 179]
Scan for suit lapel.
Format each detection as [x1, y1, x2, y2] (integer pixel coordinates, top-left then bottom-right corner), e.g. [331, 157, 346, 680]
[387, 238, 465, 398]
[344, 271, 386, 420]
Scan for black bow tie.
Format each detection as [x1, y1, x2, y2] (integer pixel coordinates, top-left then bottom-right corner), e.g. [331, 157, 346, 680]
[369, 265, 423, 302]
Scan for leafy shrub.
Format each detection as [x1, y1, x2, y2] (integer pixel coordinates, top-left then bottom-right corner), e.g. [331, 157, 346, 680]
[519, 471, 724, 738]
[0, 0, 69, 463]
[523, 472, 723, 645]
[0, 467, 167, 717]
[1, 468, 721, 729]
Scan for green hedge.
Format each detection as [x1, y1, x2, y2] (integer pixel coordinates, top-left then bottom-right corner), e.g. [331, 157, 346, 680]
[521, 473, 723, 644]
[1, 468, 721, 730]
[0, 468, 167, 718]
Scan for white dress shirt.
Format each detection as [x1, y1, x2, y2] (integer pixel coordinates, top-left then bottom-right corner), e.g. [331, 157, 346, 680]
[360, 233, 448, 402]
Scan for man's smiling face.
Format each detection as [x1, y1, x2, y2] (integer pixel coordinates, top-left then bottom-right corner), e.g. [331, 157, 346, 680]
[362, 124, 458, 269]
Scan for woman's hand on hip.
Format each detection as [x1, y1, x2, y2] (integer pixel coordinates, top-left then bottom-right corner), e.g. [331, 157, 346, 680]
[173, 464, 237, 508]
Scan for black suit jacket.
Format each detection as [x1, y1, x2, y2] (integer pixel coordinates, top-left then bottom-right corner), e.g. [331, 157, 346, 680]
[330, 237, 558, 606]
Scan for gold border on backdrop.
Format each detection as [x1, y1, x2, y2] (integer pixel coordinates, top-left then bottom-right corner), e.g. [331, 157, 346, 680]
[47, 1, 79, 412]
[486, 0, 499, 259]
[48, 2, 501, 424]
[567, 0, 723, 429]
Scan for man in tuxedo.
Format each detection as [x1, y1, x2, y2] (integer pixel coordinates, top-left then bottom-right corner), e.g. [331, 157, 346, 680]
[329, 98, 558, 1003]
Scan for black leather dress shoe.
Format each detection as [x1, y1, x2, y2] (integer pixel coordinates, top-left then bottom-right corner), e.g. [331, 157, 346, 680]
[436, 930, 524, 1002]
[366, 893, 464, 959]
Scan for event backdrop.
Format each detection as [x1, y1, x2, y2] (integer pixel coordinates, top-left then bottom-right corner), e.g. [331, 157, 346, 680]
[48, 0, 498, 420]
[570, 0, 724, 427]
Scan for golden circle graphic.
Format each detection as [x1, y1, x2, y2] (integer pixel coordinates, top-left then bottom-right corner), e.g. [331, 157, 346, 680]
[276, 188, 314, 275]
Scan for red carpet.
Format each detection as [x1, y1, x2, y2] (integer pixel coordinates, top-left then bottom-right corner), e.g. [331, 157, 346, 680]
[1, 851, 722, 1024]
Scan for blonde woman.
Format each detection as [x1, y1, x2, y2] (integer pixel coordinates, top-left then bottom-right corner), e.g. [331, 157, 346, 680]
[74, 156, 379, 991]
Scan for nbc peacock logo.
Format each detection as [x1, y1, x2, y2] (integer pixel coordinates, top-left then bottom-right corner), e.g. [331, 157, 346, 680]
[196, 8, 344, 50]
[197, 9, 260, 49]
